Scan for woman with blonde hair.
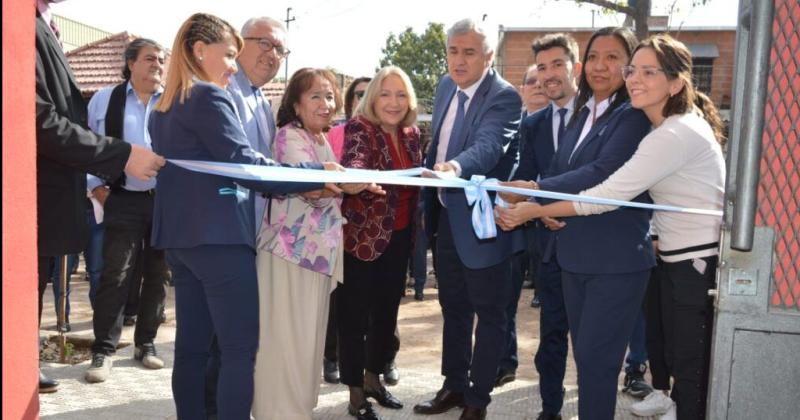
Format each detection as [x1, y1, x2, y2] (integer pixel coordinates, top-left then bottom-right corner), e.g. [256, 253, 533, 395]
[338, 66, 422, 420]
[148, 13, 336, 419]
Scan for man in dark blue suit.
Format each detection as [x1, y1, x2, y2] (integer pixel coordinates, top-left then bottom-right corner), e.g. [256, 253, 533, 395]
[504, 33, 582, 420]
[413, 18, 523, 420]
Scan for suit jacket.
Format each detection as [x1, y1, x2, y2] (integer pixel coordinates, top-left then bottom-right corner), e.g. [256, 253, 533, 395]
[148, 81, 323, 250]
[512, 105, 558, 256]
[513, 104, 557, 183]
[35, 14, 131, 256]
[226, 69, 275, 157]
[537, 101, 655, 274]
[423, 69, 524, 269]
[341, 117, 422, 261]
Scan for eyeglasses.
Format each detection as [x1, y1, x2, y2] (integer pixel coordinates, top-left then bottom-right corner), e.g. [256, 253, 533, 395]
[622, 65, 669, 81]
[354, 90, 366, 99]
[524, 78, 540, 86]
[243, 37, 291, 58]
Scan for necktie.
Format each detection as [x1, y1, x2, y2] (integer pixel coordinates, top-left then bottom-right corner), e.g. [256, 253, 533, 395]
[438, 91, 469, 208]
[448, 91, 469, 155]
[557, 107, 568, 149]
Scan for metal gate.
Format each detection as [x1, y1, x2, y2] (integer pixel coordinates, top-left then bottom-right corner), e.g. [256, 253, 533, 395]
[708, 0, 800, 418]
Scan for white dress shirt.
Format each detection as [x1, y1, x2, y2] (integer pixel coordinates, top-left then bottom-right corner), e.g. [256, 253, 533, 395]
[436, 67, 490, 176]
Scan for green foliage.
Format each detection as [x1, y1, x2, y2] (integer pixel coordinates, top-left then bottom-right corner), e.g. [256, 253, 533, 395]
[379, 23, 447, 110]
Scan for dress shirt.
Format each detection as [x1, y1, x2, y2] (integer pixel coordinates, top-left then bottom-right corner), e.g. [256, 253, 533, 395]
[436, 66, 490, 176]
[571, 94, 614, 161]
[86, 82, 161, 191]
[551, 97, 575, 152]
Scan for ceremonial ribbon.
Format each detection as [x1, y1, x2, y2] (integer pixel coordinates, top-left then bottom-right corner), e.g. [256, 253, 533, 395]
[168, 160, 723, 239]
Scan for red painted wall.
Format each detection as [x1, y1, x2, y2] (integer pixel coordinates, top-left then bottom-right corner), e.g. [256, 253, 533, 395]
[2, 0, 40, 418]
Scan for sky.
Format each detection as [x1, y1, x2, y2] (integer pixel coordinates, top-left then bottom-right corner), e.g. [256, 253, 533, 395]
[53, 0, 739, 79]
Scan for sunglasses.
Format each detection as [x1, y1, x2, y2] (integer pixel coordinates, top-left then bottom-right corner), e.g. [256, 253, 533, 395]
[354, 90, 366, 99]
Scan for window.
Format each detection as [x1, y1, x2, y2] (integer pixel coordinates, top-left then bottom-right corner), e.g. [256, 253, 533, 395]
[692, 57, 714, 95]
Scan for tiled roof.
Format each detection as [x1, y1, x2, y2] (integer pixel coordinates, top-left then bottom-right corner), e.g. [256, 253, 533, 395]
[66, 32, 139, 96]
[65, 32, 286, 103]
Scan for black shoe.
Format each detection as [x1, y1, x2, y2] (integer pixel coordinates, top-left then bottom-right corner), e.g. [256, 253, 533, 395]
[623, 364, 654, 398]
[347, 401, 382, 420]
[414, 290, 424, 301]
[323, 358, 340, 384]
[494, 369, 516, 387]
[382, 361, 399, 385]
[123, 315, 136, 326]
[39, 370, 59, 393]
[365, 386, 403, 409]
[530, 295, 541, 308]
[58, 322, 71, 333]
[535, 412, 562, 420]
[414, 388, 465, 414]
[459, 405, 487, 420]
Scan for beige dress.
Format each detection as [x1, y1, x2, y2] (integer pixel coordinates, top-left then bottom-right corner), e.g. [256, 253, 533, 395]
[252, 125, 343, 420]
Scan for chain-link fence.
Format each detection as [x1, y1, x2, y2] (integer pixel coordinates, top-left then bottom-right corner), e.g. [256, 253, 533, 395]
[758, 0, 800, 310]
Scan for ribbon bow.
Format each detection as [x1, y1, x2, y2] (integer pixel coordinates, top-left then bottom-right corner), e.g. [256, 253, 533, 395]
[464, 175, 498, 239]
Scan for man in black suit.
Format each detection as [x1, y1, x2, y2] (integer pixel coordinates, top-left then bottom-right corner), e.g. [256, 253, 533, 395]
[500, 33, 581, 420]
[35, 0, 165, 392]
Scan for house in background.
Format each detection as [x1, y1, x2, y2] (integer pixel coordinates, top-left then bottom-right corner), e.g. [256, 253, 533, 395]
[495, 23, 736, 112]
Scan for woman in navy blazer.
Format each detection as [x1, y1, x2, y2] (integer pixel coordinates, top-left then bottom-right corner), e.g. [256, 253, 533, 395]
[497, 27, 654, 420]
[148, 13, 334, 419]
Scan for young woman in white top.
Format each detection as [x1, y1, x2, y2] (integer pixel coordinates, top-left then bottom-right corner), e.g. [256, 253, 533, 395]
[496, 34, 726, 420]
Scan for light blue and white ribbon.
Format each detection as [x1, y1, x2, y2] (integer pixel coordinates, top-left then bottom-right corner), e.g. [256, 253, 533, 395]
[168, 159, 723, 239]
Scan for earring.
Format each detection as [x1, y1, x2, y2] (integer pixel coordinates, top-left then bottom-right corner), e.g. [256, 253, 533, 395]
[198, 56, 203, 61]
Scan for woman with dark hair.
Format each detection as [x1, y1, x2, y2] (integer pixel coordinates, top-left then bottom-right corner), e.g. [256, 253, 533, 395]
[253, 68, 375, 420]
[328, 77, 372, 161]
[148, 13, 336, 419]
[338, 66, 422, 420]
[497, 26, 654, 420]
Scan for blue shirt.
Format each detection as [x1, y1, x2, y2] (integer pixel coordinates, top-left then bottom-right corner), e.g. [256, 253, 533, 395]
[87, 81, 162, 191]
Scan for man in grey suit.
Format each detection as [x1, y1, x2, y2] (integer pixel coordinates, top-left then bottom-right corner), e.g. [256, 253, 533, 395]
[414, 18, 522, 420]
[227, 16, 291, 230]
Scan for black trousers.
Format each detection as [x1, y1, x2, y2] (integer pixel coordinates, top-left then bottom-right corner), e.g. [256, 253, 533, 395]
[91, 191, 168, 354]
[38, 256, 53, 325]
[646, 256, 717, 420]
[325, 289, 401, 364]
[338, 228, 411, 387]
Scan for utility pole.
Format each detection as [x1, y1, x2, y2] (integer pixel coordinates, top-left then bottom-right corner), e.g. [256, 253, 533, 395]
[284, 7, 296, 83]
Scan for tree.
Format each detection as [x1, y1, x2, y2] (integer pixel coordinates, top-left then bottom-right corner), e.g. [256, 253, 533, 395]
[571, 0, 709, 40]
[379, 23, 447, 111]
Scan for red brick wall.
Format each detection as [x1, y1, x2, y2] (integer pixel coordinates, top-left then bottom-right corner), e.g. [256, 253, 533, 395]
[498, 29, 735, 109]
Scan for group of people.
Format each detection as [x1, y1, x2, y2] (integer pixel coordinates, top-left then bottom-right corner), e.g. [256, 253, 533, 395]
[35, 1, 725, 419]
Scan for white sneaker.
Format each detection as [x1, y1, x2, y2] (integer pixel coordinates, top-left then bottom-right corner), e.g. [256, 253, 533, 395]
[630, 391, 674, 416]
[659, 403, 677, 420]
[85, 353, 112, 383]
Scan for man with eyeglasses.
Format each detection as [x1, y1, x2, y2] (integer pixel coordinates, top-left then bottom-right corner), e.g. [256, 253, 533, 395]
[203, 16, 293, 418]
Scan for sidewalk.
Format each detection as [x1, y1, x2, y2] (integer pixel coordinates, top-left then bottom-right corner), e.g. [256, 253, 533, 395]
[39, 274, 656, 419]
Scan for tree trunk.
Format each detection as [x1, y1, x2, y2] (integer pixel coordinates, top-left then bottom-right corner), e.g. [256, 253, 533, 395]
[633, 0, 651, 40]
